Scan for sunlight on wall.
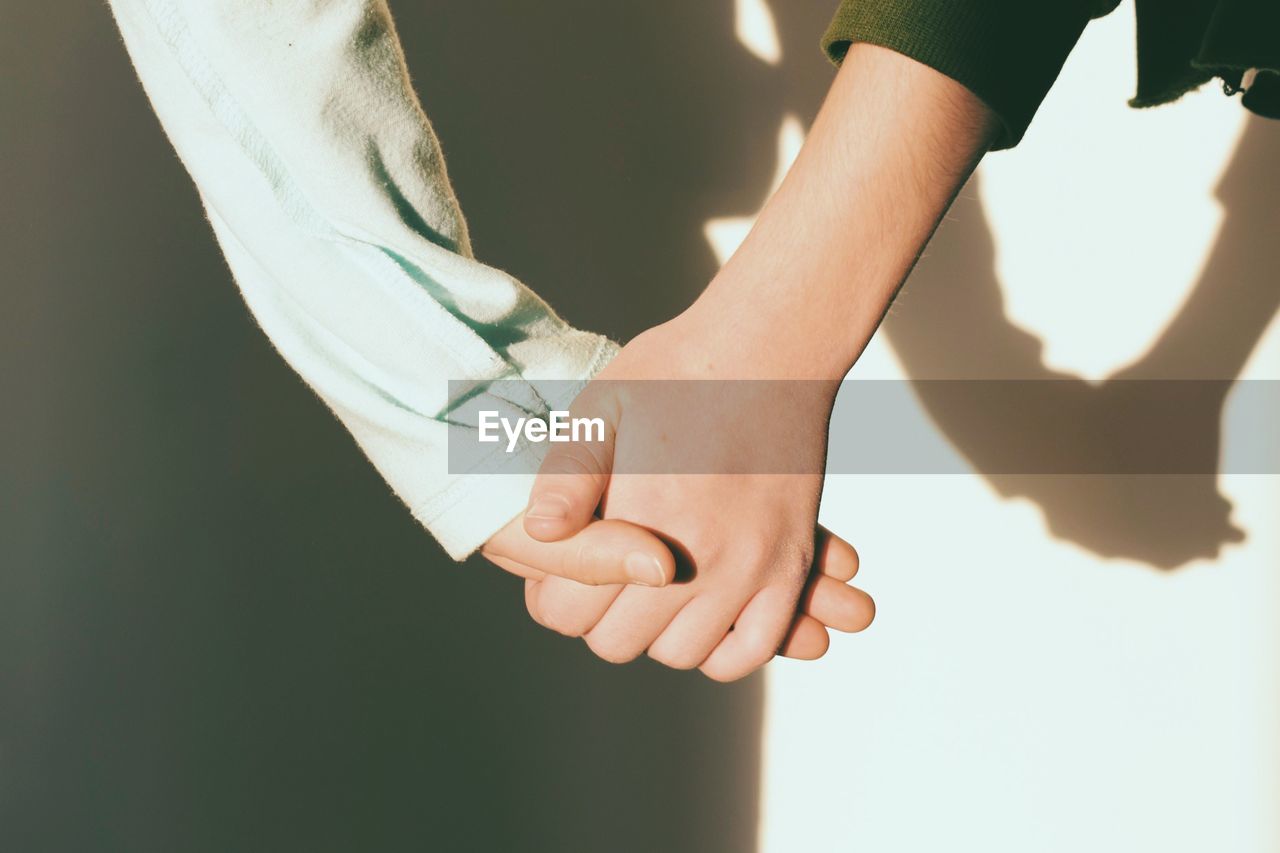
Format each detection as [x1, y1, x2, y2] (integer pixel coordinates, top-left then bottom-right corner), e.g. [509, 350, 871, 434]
[734, 0, 783, 66]
[750, 8, 1280, 853]
[703, 114, 805, 264]
[978, 13, 1247, 380]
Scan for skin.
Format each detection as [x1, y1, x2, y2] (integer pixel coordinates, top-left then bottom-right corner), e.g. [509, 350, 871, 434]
[518, 44, 1001, 681]
[482, 516, 866, 660]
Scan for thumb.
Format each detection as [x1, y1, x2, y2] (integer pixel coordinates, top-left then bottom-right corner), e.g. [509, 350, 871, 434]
[483, 516, 675, 587]
[523, 402, 617, 542]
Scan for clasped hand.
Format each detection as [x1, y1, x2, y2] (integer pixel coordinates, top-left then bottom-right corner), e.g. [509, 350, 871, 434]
[481, 315, 874, 681]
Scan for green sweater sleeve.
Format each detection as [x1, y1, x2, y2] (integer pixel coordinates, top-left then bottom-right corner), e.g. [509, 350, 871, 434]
[823, 0, 1116, 148]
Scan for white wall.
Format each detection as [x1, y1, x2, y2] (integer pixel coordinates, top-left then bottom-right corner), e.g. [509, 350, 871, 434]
[735, 7, 1280, 851]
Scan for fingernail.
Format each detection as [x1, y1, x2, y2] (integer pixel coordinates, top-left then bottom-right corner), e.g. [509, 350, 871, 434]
[526, 496, 570, 521]
[625, 552, 667, 587]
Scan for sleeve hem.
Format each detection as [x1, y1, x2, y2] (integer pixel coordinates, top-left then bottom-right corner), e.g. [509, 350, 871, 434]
[821, 0, 1093, 150]
[415, 335, 619, 560]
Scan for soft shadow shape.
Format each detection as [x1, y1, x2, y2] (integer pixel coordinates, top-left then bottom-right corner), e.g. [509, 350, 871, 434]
[881, 115, 1280, 569]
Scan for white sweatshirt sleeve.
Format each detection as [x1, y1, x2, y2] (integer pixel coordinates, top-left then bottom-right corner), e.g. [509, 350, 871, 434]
[106, 0, 618, 559]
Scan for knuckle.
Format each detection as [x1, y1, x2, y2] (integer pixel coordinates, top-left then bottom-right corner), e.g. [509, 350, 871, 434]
[740, 625, 783, 669]
[766, 547, 811, 586]
[585, 631, 642, 665]
[562, 542, 610, 587]
[536, 597, 592, 638]
[738, 541, 809, 584]
[542, 447, 604, 480]
[744, 642, 778, 672]
[647, 643, 704, 671]
[524, 600, 552, 630]
[703, 645, 773, 682]
[785, 541, 816, 576]
[700, 659, 751, 683]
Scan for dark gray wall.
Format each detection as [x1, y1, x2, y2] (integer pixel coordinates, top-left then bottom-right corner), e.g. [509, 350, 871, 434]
[0, 2, 835, 851]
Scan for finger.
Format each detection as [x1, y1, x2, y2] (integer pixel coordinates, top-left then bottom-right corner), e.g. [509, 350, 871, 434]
[583, 583, 696, 664]
[699, 585, 797, 683]
[526, 573, 626, 638]
[523, 401, 618, 543]
[647, 592, 747, 671]
[484, 515, 674, 587]
[524, 578, 548, 627]
[800, 574, 876, 633]
[485, 553, 547, 582]
[778, 614, 830, 661]
[815, 526, 860, 581]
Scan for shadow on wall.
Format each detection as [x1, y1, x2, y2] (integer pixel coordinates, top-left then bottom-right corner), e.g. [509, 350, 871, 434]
[882, 114, 1280, 569]
[397, 0, 836, 342]
[0, 1, 836, 852]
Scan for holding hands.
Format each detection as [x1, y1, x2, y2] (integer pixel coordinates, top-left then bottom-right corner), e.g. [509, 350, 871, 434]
[485, 314, 875, 681]
[479, 41, 1001, 678]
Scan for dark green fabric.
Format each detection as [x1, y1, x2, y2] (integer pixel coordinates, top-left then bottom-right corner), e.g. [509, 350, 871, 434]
[823, 0, 1279, 150]
[1152, 0, 1280, 119]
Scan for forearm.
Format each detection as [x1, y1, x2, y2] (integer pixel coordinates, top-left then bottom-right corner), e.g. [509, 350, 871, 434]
[107, 0, 616, 557]
[685, 43, 999, 379]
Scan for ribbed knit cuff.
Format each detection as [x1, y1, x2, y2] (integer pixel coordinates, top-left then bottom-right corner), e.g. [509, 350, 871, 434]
[822, 0, 1095, 149]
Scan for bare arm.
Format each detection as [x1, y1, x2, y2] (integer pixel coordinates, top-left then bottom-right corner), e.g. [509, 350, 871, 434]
[523, 43, 1000, 681]
[684, 41, 1000, 380]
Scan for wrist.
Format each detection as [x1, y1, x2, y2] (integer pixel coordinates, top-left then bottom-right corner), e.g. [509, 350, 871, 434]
[680, 273, 878, 381]
[675, 43, 997, 382]
[680, 245, 890, 379]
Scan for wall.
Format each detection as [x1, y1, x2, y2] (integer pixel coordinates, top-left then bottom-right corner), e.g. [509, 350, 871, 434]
[2, 2, 1274, 851]
[763, 8, 1280, 852]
